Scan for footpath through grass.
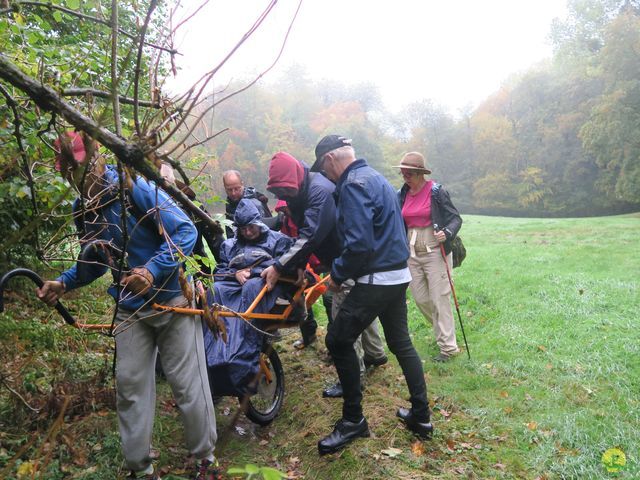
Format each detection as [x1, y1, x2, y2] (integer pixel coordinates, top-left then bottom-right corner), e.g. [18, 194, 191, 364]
[0, 213, 638, 479]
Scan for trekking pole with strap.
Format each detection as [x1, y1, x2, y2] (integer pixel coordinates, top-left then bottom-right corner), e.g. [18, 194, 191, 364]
[434, 224, 471, 360]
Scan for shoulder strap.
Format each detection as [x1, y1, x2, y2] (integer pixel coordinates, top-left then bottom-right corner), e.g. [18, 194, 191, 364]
[125, 186, 159, 235]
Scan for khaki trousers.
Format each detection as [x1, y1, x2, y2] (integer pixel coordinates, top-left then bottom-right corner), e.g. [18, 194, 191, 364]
[407, 227, 458, 356]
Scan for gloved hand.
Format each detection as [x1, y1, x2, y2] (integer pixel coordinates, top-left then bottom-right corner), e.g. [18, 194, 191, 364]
[121, 267, 154, 295]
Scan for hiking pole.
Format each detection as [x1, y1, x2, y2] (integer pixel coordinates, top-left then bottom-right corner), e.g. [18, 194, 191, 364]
[434, 227, 471, 360]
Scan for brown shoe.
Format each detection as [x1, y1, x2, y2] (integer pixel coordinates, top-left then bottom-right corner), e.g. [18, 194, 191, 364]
[433, 353, 452, 362]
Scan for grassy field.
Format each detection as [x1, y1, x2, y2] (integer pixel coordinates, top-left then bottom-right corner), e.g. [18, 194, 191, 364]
[0, 213, 638, 479]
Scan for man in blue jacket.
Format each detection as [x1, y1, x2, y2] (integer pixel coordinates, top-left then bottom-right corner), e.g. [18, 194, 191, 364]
[36, 132, 218, 479]
[260, 152, 388, 388]
[311, 135, 433, 455]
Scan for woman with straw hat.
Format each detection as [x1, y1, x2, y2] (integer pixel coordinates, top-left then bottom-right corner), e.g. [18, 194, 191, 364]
[395, 152, 463, 362]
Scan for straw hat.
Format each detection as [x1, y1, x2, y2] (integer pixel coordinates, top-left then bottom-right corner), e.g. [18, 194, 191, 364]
[392, 152, 431, 174]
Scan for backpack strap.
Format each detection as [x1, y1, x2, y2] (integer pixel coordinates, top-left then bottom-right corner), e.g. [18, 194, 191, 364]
[124, 187, 158, 235]
[74, 185, 158, 237]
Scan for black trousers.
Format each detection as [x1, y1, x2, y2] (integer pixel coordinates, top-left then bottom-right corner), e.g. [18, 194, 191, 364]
[298, 307, 318, 344]
[325, 282, 429, 422]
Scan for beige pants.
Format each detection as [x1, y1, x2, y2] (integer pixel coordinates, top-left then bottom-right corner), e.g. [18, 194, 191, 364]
[407, 227, 458, 356]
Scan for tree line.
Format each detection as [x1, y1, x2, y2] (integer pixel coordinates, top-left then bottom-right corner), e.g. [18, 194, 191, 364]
[0, 0, 638, 270]
[196, 0, 640, 217]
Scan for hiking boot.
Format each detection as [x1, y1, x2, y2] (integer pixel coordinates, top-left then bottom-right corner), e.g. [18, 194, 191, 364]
[363, 355, 388, 368]
[318, 417, 370, 455]
[193, 458, 222, 480]
[322, 381, 344, 398]
[396, 407, 434, 440]
[322, 379, 364, 398]
[127, 470, 161, 479]
[433, 353, 452, 362]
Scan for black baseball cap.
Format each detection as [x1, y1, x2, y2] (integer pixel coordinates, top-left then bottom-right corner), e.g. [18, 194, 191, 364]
[311, 135, 352, 172]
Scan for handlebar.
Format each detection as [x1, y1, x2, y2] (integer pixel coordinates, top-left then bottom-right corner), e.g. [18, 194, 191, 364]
[0, 268, 77, 326]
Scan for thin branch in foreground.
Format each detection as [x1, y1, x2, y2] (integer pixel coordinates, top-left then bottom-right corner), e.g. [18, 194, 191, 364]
[151, 0, 279, 151]
[133, 0, 159, 136]
[160, 0, 304, 159]
[0, 53, 219, 234]
[62, 88, 160, 108]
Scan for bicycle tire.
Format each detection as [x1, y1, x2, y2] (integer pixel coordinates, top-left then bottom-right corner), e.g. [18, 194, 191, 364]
[241, 346, 285, 426]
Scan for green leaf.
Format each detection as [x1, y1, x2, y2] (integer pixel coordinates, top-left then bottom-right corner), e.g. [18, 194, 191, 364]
[245, 464, 260, 475]
[260, 467, 287, 480]
[52, 11, 63, 22]
[66, 0, 80, 10]
[13, 13, 26, 27]
[226, 467, 247, 474]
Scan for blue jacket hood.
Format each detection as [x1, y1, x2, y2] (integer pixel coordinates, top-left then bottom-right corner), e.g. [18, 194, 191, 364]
[234, 199, 268, 232]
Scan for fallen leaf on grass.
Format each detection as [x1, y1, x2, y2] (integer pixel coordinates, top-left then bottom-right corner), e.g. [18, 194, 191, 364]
[17, 461, 34, 479]
[503, 407, 513, 414]
[500, 391, 509, 398]
[411, 441, 425, 456]
[527, 421, 538, 431]
[439, 409, 451, 418]
[381, 447, 403, 458]
[494, 463, 506, 470]
[537, 345, 546, 352]
[259, 439, 269, 446]
[445, 438, 455, 451]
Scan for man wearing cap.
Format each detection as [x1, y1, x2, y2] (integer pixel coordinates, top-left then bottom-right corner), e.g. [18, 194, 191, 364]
[311, 135, 433, 455]
[36, 132, 219, 480]
[260, 151, 388, 388]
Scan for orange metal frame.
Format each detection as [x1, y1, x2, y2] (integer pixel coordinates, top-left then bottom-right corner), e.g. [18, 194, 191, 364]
[151, 275, 330, 324]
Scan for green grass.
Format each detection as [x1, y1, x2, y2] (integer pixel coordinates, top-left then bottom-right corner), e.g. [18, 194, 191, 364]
[0, 213, 638, 479]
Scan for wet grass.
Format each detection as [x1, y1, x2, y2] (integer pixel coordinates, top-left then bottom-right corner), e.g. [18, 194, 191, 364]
[0, 213, 638, 479]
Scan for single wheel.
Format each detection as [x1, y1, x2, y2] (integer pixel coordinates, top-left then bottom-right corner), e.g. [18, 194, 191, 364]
[241, 345, 285, 426]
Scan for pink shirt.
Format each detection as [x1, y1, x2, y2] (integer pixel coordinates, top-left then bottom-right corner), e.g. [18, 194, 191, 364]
[402, 180, 433, 228]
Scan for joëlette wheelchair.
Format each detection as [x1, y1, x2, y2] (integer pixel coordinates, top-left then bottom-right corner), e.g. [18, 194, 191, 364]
[154, 272, 327, 426]
[0, 241, 328, 427]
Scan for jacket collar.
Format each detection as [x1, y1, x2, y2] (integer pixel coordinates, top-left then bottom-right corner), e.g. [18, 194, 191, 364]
[335, 158, 367, 190]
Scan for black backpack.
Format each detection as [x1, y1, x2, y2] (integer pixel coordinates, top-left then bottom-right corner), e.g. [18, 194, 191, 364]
[451, 236, 466, 269]
[430, 183, 466, 269]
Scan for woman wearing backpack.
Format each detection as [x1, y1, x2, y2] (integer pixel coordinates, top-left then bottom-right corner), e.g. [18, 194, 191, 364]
[395, 152, 463, 362]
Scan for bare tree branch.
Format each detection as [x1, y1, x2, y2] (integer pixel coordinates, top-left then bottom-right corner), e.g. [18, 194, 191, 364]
[151, 0, 279, 151]
[0, 53, 218, 232]
[110, 0, 122, 136]
[158, 0, 303, 159]
[62, 88, 160, 108]
[133, 0, 158, 136]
